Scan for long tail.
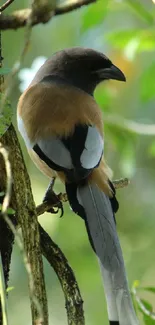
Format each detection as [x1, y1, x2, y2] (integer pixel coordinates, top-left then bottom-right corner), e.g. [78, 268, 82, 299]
[66, 182, 139, 325]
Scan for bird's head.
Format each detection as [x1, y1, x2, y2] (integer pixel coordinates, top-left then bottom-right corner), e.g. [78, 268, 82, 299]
[35, 47, 126, 95]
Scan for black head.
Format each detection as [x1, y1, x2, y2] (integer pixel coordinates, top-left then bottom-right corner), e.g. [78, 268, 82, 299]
[34, 47, 126, 96]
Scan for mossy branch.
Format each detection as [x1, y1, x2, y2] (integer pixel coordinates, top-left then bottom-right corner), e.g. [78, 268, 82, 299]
[0, 0, 96, 30]
[1, 124, 48, 325]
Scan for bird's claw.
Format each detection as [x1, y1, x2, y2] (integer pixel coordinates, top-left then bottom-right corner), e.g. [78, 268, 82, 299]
[43, 189, 64, 218]
[47, 199, 64, 218]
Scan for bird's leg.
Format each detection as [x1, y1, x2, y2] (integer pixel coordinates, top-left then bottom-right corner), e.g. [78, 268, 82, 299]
[43, 177, 64, 217]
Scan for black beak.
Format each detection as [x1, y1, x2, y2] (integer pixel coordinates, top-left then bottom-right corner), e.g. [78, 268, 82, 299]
[97, 64, 126, 82]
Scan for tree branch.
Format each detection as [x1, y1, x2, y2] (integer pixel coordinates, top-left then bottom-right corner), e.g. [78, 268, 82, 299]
[113, 178, 129, 189]
[1, 124, 49, 325]
[40, 225, 85, 325]
[0, 0, 96, 30]
[36, 178, 129, 217]
[0, 143, 48, 325]
[36, 193, 68, 216]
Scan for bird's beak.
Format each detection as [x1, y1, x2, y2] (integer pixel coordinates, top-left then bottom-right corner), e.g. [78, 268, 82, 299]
[97, 64, 126, 82]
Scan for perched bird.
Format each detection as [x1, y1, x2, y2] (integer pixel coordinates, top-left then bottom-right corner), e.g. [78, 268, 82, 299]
[17, 47, 139, 325]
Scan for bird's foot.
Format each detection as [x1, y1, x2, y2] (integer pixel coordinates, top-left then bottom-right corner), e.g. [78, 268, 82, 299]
[43, 190, 64, 218]
[42, 179, 68, 217]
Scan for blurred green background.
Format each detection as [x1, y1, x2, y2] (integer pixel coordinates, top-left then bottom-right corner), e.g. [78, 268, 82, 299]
[3, 0, 155, 324]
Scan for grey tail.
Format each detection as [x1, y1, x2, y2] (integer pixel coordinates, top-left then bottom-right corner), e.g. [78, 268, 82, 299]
[66, 182, 139, 325]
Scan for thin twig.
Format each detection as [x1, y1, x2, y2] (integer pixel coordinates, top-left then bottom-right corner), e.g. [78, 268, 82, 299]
[36, 178, 128, 216]
[0, 254, 8, 325]
[0, 0, 96, 30]
[104, 114, 155, 135]
[113, 178, 129, 189]
[40, 224, 85, 324]
[0, 144, 12, 325]
[132, 286, 155, 319]
[0, 0, 14, 12]
[0, 144, 12, 215]
[0, 143, 44, 324]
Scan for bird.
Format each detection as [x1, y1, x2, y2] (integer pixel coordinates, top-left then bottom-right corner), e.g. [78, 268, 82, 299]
[17, 47, 139, 325]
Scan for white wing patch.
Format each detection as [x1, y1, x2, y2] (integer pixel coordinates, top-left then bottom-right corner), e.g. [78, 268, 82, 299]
[18, 116, 103, 172]
[80, 126, 103, 169]
[17, 115, 73, 169]
[17, 115, 34, 148]
[38, 137, 73, 169]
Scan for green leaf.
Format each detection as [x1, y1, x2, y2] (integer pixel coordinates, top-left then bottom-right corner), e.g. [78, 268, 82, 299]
[143, 287, 155, 294]
[0, 204, 15, 214]
[6, 286, 14, 293]
[107, 29, 155, 56]
[0, 191, 5, 197]
[140, 299, 153, 313]
[143, 314, 155, 325]
[138, 32, 155, 51]
[0, 68, 11, 75]
[126, 0, 154, 25]
[0, 95, 13, 137]
[107, 29, 140, 49]
[141, 63, 155, 102]
[81, 0, 108, 32]
[133, 280, 140, 288]
[140, 295, 155, 324]
[6, 207, 15, 215]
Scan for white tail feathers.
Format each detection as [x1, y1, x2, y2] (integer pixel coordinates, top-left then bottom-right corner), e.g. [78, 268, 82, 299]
[77, 182, 139, 325]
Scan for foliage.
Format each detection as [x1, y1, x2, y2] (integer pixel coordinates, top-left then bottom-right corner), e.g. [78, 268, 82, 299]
[4, 0, 155, 324]
[132, 281, 155, 324]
